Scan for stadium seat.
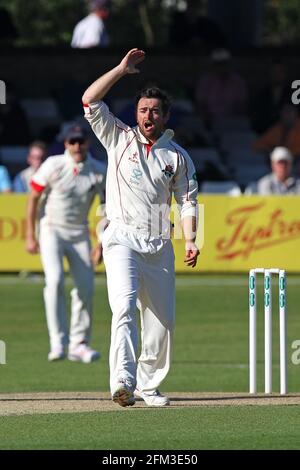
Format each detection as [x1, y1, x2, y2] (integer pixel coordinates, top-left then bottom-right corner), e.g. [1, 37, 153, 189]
[20, 98, 62, 137]
[220, 131, 257, 152]
[180, 115, 213, 143]
[244, 182, 258, 194]
[227, 148, 267, 166]
[21, 98, 60, 119]
[173, 98, 195, 114]
[0, 146, 28, 163]
[225, 148, 269, 186]
[0, 146, 28, 178]
[234, 166, 268, 187]
[200, 181, 242, 195]
[188, 147, 231, 182]
[188, 147, 224, 172]
[111, 98, 132, 116]
[212, 116, 252, 133]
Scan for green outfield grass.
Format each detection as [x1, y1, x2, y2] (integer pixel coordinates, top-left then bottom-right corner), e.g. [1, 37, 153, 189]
[0, 274, 300, 449]
[2, 407, 300, 450]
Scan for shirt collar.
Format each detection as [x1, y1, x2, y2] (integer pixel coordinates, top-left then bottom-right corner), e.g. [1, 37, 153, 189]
[65, 149, 91, 169]
[133, 126, 174, 145]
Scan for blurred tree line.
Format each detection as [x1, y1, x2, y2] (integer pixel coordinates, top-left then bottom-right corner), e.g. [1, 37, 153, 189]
[1, 0, 300, 48]
[0, 0, 181, 47]
[264, 0, 300, 46]
[0, 0, 86, 46]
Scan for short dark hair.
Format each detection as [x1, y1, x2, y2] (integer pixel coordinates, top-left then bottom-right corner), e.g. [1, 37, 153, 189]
[135, 87, 171, 116]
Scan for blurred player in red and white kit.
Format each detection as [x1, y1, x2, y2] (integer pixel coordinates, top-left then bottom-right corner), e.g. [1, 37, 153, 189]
[26, 124, 106, 363]
[82, 49, 200, 406]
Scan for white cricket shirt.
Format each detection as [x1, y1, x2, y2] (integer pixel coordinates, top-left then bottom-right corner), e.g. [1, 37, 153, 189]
[84, 101, 198, 246]
[31, 150, 106, 231]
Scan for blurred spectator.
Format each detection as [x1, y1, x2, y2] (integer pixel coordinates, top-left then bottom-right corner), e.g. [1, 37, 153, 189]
[71, 0, 110, 48]
[252, 103, 300, 159]
[0, 7, 18, 45]
[0, 162, 12, 193]
[13, 141, 47, 193]
[0, 85, 31, 145]
[249, 147, 300, 195]
[195, 49, 248, 127]
[169, 7, 227, 49]
[251, 60, 291, 134]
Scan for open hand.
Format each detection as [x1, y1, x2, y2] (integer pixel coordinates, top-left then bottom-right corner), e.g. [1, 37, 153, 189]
[120, 48, 145, 74]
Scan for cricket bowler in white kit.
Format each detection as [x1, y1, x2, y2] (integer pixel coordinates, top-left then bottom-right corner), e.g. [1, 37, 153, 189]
[26, 125, 106, 363]
[82, 49, 199, 406]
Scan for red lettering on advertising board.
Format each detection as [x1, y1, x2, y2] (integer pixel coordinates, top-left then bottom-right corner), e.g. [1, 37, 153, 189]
[216, 201, 300, 259]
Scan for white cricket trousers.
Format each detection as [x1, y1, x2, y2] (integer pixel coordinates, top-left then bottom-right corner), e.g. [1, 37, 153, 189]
[103, 238, 175, 395]
[39, 223, 94, 350]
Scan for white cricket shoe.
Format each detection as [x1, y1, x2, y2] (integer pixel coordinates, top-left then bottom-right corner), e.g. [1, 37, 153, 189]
[134, 389, 170, 406]
[112, 382, 135, 407]
[68, 344, 100, 363]
[48, 347, 65, 362]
